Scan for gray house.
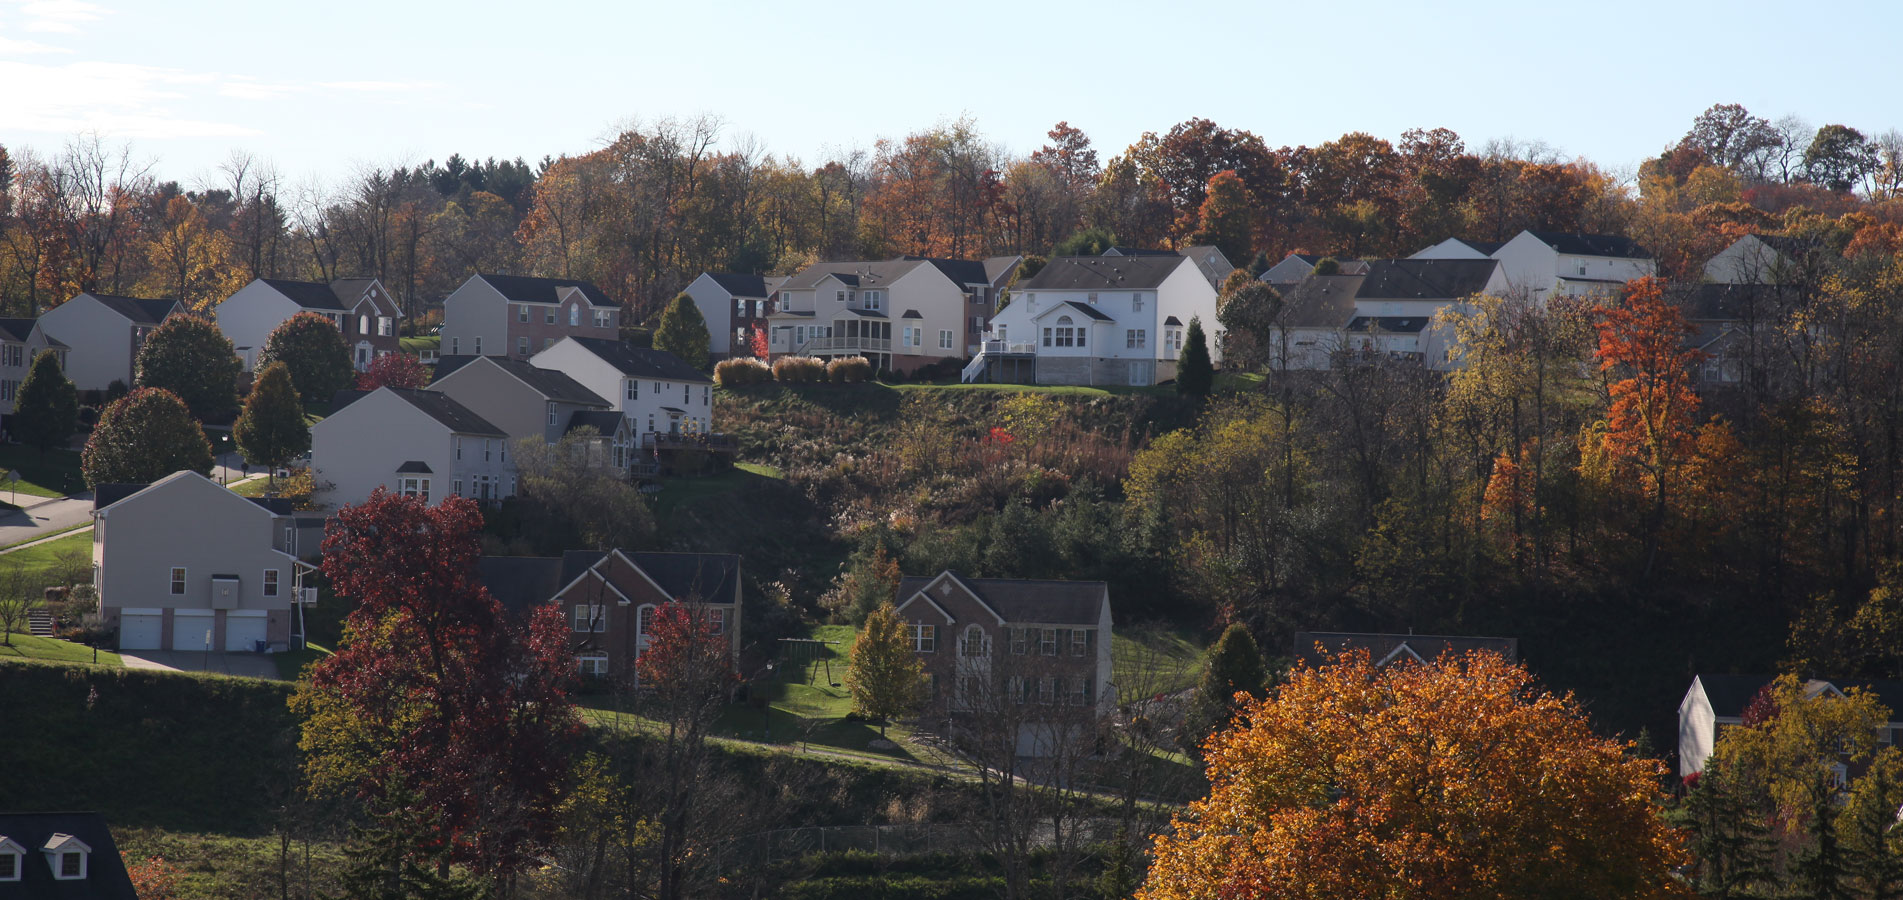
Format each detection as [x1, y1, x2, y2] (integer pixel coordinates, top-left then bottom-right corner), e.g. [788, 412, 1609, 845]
[93, 471, 317, 652]
[36, 292, 179, 392]
[312, 387, 515, 510]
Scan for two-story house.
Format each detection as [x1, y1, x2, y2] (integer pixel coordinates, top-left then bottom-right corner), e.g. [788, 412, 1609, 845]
[217, 277, 402, 370]
[476, 549, 742, 681]
[682, 272, 784, 360]
[1263, 273, 1363, 371]
[311, 387, 516, 509]
[440, 274, 620, 361]
[0, 318, 66, 421]
[93, 471, 318, 653]
[974, 251, 1223, 386]
[0, 811, 138, 899]
[1342, 258, 1507, 369]
[1489, 230, 1655, 301]
[427, 355, 636, 475]
[528, 337, 719, 451]
[767, 255, 1019, 373]
[1257, 253, 1372, 287]
[893, 570, 1113, 755]
[36, 292, 179, 392]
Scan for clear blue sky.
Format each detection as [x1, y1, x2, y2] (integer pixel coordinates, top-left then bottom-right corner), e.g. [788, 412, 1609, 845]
[1, 0, 1894, 189]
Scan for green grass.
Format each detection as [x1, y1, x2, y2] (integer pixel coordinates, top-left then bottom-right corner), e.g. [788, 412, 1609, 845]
[650, 464, 785, 519]
[0, 443, 84, 499]
[0, 632, 120, 666]
[399, 335, 440, 353]
[116, 826, 348, 900]
[1113, 628, 1208, 698]
[0, 521, 89, 551]
[735, 461, 785, 479]
[2, 530, 93, 590]
[227, 475, 278, 497]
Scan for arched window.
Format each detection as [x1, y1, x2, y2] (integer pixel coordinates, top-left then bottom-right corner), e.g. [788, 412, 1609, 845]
[570, 304, 581, 327]
[960, 624, 991, 658]
[1055, 315, 1075, 348]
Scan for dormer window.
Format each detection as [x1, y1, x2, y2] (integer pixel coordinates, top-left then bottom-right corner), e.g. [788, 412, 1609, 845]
[0, 836, 22, 882]
[42, 833, 89, 881]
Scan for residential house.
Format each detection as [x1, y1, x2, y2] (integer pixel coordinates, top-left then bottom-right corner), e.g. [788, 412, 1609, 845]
[1343, 258, 1506, 368]
[1263, 273, 1362, 371]
[0, 318, 66, 422]
[528, 337, 721, 452]
[1678, 674, 1903, 779]
[92, 471, 318, 652]
[0, 811, 137, 899]
[217, 277, 401, 370]
[427, 355, 618, 449]
[1489, 230, 1655, 300]
[893, 570, 1113, 755]
[1109, 245, 1236, 289]
[439, 274, 620, 360]
[1673, 282, 1803, 389]
[1258, 252, 1370, 286]
[1703, 233, 1822, 285]
[311, 387, 515, 510]
[35, 292, 179, 392]
[766, 255, 1019, 372]
[1291, 631, 1519, 668]
[973, 250, 1224, 386]
[477, 549, 742, 680]
[1408, 237, 1506, 260]
[682, 272, 784, 360]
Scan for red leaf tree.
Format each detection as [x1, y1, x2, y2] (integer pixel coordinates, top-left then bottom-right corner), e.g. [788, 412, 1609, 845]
[357, 352, 431, 390]
[1594, 277, 1707, 570]
[297, 490, 578, 880]
[633, 601, 738, 900]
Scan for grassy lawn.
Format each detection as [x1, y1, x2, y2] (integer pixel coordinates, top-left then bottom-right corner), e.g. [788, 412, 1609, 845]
[116, 826, 347, 900]
[399, 335, 440, 353]
[2, 530, 93, 589]
[228, 475, 279, 498]
[1113, 628, 1208, 699]
[0, 443, 84, 500]
[650, 464, 785, 520]
[0, 632, 120, 666]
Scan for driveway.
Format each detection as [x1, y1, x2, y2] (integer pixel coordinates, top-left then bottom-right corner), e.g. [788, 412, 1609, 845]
[117, 650, 283, 680]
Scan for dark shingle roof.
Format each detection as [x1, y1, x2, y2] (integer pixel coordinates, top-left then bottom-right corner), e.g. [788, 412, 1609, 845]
[1293, 632, 1519, 667]
[247, 496, 295, 515]
[87, 294, 176, 325]
[468, 357, 609, 406]
[564, 410, 625, 437]
[895, 572, 1107, 626]
[704, 273, 770, 297]
[0, 318, 36, 343]
[1526, 231, 1652, 260]
[1180, 245, 1237, 288]
[0, 811, 138, 900]
[394, 461, 433, 474]
[1103, 247, 1180, 257]
[1054, 300, 1113, 322]
[341, 387, 504, 436]
[1356, 259, 1499, 300]
[559, 550, 742, 604]
[1274, 275, 1362, 328]
[478, 556, 566, 618]
[1674, 283, 1800, 321]
[260, 279, 349, 311]
[91, 484, 148, 511]
[564, 338, 711, 384]
[909, 256, 991, 288]
[476, 274, 617, 308]
[1451, 238, 1505, 255]
[1018, 256, 1190, 291]
[429, 355, 479, 381]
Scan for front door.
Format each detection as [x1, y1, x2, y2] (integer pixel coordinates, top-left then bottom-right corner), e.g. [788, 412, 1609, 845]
[355, 342, 371, 368]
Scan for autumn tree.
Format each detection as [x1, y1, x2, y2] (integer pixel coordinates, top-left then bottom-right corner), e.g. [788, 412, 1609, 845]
[1141, 650, 1688, 900]
[509, 432, 654, 554]
[653, 292, 711, 371]
[134, 313, 242, 421]
[10, 349, 77, 456]
[137, 194, 245, 312]
[81, 388, 214, 487]
[1188, 170, 1253, 267]
[1176, 316, 1212, 397]
[258, 311, 355, 403]
[846, 602, 924, 733]
[634, 601, 739, 900]
[293, 491, 578, 884]
[234, 362, 309, 482]
[1805, 124, 1878, 193]
[357, 352, 430, 390]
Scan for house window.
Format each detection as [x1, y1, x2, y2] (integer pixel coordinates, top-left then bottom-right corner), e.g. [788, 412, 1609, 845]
[483, 440, 493, 462]
[170, 567, 186, 595]
[706, 608, 726, 635]
[939, 330, 953, 350]
[1040, 628, 1057, 656]
[1010, 628, 1027, 655]
[574, 604, 607, 632]
[545, 308, 555, 324]
[1071, 628, 1090, 657]
[960, 624, 990, 658]
[912, 623, 936, 653]
[683, 384, 689, 403]
[451, 337, 460, 355]
[835, 290, 846, 303]
[57, 851, 84, 879]
[379, 317, 393, 337]
[1077, 327, 1086, 348]
[517, 305, 528, 323]
[517, 337, 529, 356]
[547, 402, 559, 427]
[570, 305, 580, 327]
[595, 310, 610, 327]
[1087, 292, 1099, 304]
[454, 438, 463, 460]
[996, 325, 1007, 343]
[637, 604, 655, 636]
[1055, 316, 1075, 348]
[626, 379, 638, 400]
[702, 386, 709, 405]
[544, 338, 554, 350]
[0, 851, 15, 881]
[1038, 677, 1055, 705]
[866, 290, 882, 311]
[399, 477, 429, 502]
[1007, 675, 1026, 704]
[735, 298, 746, 319]
[1127, 330, 1146, 349]
[578, 653, 608, 676]
[474, 336, 482, 355]
[359, 314, 370, 334]
[1133, 293, 1144, 312]
[263, 569, 280, 597]
[1073, 678, 1093, 706]
[453, 478, 463, 496]
[1042, 327, 1052, 347]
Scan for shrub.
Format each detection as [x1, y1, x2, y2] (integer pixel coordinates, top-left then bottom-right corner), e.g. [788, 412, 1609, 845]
[772, 356, 828, 384]
[827, 357, 873, 384]
[715, 357, 773, 387]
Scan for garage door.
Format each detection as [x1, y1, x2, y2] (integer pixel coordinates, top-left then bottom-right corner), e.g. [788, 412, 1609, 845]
[169, 610, 216, 651]
[118, 612, 162, 650]
[224, 612, 267, 652]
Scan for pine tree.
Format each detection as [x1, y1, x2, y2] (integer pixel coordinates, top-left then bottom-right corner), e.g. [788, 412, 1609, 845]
[653, 293, 711, 371]
[10, 349, 77, 457]
[234, 362, 309, 483]
[847, 602, 924, 735]
[1669, 754, 1776, 898]
[134, 313, 243, 421]
[1176, 316, 1214, 398]
[1186, 623, 1268, 754]
[328, 787, 482, 900]
[81, 388, 215, 487]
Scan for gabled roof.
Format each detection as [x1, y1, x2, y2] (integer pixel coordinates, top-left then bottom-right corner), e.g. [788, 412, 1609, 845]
[558, 550, 742, 604]
[908, 256, 991, 288]
[1356, 259, 1499, 300]
[1522, 231, 1653, 260]
[0, 318, 37, 343]
[0, 811, 136, 899]
[91, 470, 284, 519]
[1273, 275, 1363, 328]
[702, 273, 771, 298]
[84, 293, 177, 325]
[893, 570, 1107, 626]
[477, 556, 566, 618]
[474, 274, 617, 308]
[331, 278, 383, 307]
[335, 387, 506, 436]
[442, 356, 609, 407]
[1446, 238, 1505, 255]
[1292, 631, 1519, 667]
[258, 279, 352, 311]
[91, 484, 148, 511]
[394, 460, 433, 474]
[1018, 255, 1191, 291]
[559, 338, 711, 384]
[1034, 300, 1114, 323]
[564, 410, 626, 437]
[983, 255, 1023, 286]
[1179, 245, 1237, 289]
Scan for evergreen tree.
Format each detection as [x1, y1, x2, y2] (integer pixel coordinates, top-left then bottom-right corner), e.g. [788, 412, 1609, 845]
[1176, 316, 1213, 398]
[1186, 623, 1268, 754]
[234, 362, 309, 483]
[134, 314, 242, 421]
[10, 349, 77, 457]
[81, 388, 215, 487]
[847, 602, 925, 735]
[1668, 754, 1776, 898]
[329, 787, 483, 900]
[653, 293, 711, 371]
[259, 311, 356, 404]
[1052, 226, 1118, 257]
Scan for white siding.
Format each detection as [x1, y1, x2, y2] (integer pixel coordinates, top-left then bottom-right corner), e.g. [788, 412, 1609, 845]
[37, 295, 148, 391]
[216, 280, 307, 371]
[683, 274, 736, 356]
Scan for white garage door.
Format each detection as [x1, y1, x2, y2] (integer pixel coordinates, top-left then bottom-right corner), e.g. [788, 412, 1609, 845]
[224, 612, 267, 652]
[169, 610, 216, 651]
[118, 612, 162, 650]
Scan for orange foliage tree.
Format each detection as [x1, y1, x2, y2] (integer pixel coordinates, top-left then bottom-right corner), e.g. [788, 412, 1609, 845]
[1140, 650, 1688, 900]
[1593, 277, 1707, 566]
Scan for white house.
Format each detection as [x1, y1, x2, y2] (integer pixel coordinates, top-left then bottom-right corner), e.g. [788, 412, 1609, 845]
[92, 471, 318, 652]
[36, 292, 179, 392]
[974, 252, 1223, 386]
[1703, 233, 1819, 285]
[1408, 237, 1505, 260]
[1678, 674, 1903, 779]
[1263, 274, 1362, 371]
[311, 387, 516, 510]
[217, 277, 401, 370]
[1489, 230, 1655, 301]
[528, 337, 715, 445]
[682, 272, 783, 360]
[0, 318, 66, 421]
[439, 273, 620, 361]
[767, 256, 1019, 372]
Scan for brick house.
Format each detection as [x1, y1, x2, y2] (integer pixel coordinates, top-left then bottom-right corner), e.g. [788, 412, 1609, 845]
[440, 274, 621, 360]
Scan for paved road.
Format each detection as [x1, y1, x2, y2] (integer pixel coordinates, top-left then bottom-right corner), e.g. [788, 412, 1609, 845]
[0, 493, 95, 548]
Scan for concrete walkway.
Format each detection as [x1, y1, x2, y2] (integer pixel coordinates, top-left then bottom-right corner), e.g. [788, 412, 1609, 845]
[116, 650, 282, 679]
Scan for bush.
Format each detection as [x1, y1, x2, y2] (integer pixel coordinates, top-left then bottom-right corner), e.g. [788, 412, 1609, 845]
[715, 357, 773, 387]
[827, 357, 873, 384]
[773, 356, 828, 384]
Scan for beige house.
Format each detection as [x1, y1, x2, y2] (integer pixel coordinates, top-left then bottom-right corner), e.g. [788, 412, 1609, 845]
[93, 471, 317, 652]
[767, 256, 1019, 373]
[311, 387, 516, 510]
[36, 293, 179, 392]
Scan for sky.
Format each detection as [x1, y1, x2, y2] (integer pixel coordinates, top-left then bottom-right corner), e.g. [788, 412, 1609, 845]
[1, 0, 1898, 192]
